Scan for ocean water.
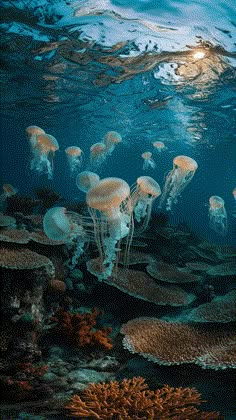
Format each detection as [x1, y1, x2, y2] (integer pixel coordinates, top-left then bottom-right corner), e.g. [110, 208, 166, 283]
[0, 0, 236, 418]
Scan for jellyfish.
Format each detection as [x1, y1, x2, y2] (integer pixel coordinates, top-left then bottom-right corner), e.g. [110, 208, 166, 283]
[26, 126, 46, 149]
[28, 132, 59, 179]
[86, 177, 132, 279]
[141, 152, 156, 170]
[89, 142, 107, 169]
[65, 146, 83, 176]
[103, 131, 122, 155]
[43, 206, 91, 269]
[131, 176, 161, 234]
[233, 187, 236, 201]
[159, 155, 198, 211]
[153, 141, 167, 152]
[209, 196, 227, 236]
[76, 171, 100, 193]
[0, 183, 18, 208]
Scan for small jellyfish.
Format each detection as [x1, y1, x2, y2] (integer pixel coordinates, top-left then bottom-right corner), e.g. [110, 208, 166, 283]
[26, 126, 46, 149]
[86, 177, 132, 279]
[159, 155, 198, 211]
[76, 171, 100, 193]
[233, 187, 236, 201]
[131, 176, 161, 234]
[28, 132, 59, 179]
[65, 146, 83, 176]
[153, 141, 167, 152]
[141, 152, 156, 170]
[43, 206, 89, 269]
[103, 131, 122, 155]
[0, 183, 18, 208]
[89, 142, 107, 169]
[209, 195, 227, 236]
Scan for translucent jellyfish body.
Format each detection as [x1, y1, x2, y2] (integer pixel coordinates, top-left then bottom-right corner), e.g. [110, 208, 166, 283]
[86, 177, 132, 279]
[43, 206, 90, 268]
[153, 141, 167, 152]
[89, 142, 107, 169]
[0, 183, 18, 208]
[209, 196, 228, 236]
[131, 176, 161, 234]
[233, 188, 236, 201]
[159, 155, 198, 211]
[65, 146, 83, 176]
[103, 131, 122, 155]
[28, 131, 59, 179]
[141, 152, 156, 170]
[76, 171, 100, 193]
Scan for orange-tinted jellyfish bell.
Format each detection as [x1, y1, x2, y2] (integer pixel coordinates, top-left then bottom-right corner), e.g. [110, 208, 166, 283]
[65, 146, 83, 175]
[153, 141, 167, 152]
[159, 155, 198, 211]
[29, 132, 59, 179]
[89, 142, 107, 169]
[86, 177, 132, 279]
[103, 131, 122, 155]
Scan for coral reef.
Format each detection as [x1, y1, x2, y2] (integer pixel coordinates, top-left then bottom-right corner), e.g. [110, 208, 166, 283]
[50, 308, 113, 350]
[65, 376, 221, 419]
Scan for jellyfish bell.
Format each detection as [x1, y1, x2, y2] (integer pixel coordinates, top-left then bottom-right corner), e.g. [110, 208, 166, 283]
[131, 176, 161, 233]
[153, 141, 167, 152]
[89, 142, 107, 168]
[209, 195, 228, 236]
[86, 177, 132, 278]
[29, 132, 59, 179]
[43, 206, 90, 269]
[65, 146, 83, 175]
[159, 155, 198, 211]
[2, 183, 18, 197]
[76, 171, 100, 193]
[26, 125, 46, 149]
[103, 131, 122, 155]
[233, 187, 236, 201]
[141, 151, 156, 170]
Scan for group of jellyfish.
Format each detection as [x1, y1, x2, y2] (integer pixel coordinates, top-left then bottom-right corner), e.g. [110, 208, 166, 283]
[141, 141, 168, 170]
[24, 127, 233, 268]
[25, 126, 122, 180]
[42, 156, 234, 281]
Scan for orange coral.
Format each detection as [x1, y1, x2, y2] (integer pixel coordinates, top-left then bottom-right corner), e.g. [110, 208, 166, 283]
[65, 377, 221, 419]
[51, 308, 113, 350]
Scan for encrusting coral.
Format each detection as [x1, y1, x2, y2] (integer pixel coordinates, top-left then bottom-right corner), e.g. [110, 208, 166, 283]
[50, 308, 113, 350]
[65, 376, 221, 419]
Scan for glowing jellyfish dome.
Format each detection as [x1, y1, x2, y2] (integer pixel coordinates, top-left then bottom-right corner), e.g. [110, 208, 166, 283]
[153, 141, 167, 152]
[43, 206, 90, 269]
[89, 142, 107, 169]
[86, 177, 132, 279]
[233, 187, 236, 201]
[132, 175, 161, 233]
[27, 130, 59, 179]
[103, 131, 122, 155]
[65, 146, 83, 175]
[159, 155, 198, 211]
[209, 195, 228, 236]
[141, 152, 156, 170]
[76, 171, 100, 193]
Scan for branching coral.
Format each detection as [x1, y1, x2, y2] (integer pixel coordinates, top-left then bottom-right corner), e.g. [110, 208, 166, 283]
[51, 308, 113, 350]
[65, 376, 221, 419]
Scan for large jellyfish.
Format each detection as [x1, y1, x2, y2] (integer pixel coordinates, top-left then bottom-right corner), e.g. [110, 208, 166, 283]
[153, 141, 167, 153]
[209, 196, 228, 236]
[43, 206, 91, 269]
[103, 131, 122, 155]
[76, 171, 100, 193]
[65, 146, 83, 176]
[159, 155, 198, 211]
[26, 125, 45, 146]
[131, 176, 161, 234]
[86, 177, 132, 279]
[89, 142, 107, 169]
[27, 131, 59, 179]
[141, 152, 156, 170]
